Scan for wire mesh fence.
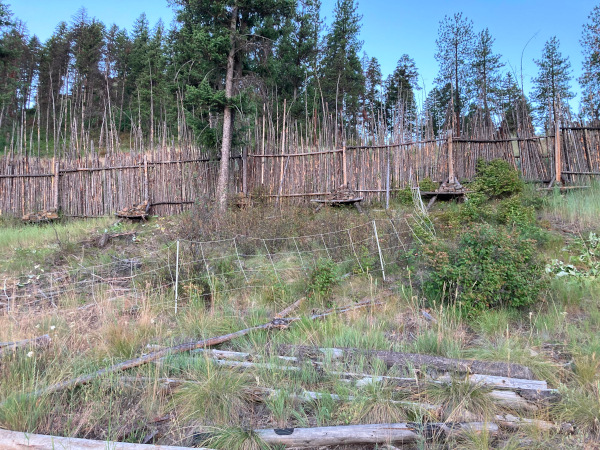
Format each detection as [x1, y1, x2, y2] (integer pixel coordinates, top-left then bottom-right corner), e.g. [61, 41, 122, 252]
[1, 218, 415, 317]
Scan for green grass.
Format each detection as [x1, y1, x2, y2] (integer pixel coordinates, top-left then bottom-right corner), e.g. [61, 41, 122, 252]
[544, 181, 600, 230]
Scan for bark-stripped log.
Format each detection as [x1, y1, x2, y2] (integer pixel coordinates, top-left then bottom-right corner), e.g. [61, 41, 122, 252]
[279, 345, 536, 379]
[252, 422, 498, 447]
[0, 429, 212, 450]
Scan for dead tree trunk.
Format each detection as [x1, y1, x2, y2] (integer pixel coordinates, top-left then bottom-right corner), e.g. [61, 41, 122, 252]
[216, 6, 238, 212]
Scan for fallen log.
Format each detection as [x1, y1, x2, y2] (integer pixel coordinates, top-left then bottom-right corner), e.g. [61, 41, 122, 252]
[10, 299, 379, 403]
[0, 428, 211, 450]
[280, 345, 536, 380]
[252, 422, 498, 447]
[0, 334, 51, 356]
[183, 357, 540, 412]
[191, 348, 556, 401]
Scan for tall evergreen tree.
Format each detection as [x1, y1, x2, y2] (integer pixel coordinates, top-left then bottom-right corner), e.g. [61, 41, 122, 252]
[171, 0, 295, 211]
[423, 82, 452, 135]
[531, 36, 574, 126]
[320, 0, 364, 124]
[580, 5, 600, 121]
[362, 55, 381, 132]
[270, 0, 321, 116]
[434, 12, 475, 133]
[384, 54, 420, 130]
[472, 28, 504, 118]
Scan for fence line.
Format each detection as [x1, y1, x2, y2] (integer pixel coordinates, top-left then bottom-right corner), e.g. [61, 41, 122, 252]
[1, 127, 598, 217]
[1, 219, 411, 316]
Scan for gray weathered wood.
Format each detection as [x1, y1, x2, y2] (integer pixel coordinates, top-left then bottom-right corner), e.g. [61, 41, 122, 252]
[253, 422, 498, 447]
[0, 429, 210, 450]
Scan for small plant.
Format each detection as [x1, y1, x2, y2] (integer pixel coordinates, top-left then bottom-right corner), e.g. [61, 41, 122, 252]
[308, 258, 339, 299]
[419, 177, 439, 192]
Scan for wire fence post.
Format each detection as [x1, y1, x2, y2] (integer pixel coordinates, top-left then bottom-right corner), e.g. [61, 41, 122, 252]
[233, 236, 248, 283]
[372, 220, 386, 282]
[174, 240, 180, 314]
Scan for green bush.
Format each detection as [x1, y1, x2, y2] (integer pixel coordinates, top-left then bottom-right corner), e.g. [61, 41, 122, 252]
[497, 195, 535, 226]
[419, 177, 439, 192]
[471, 159, 524, 199]
[308, 258, 339, 298]
[423, 224, 545, 316]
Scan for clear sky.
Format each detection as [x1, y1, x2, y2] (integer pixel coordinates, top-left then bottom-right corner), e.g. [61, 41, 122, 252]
[7, 0, 598, 110]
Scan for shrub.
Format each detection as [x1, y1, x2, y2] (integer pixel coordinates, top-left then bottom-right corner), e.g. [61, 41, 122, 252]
[471, 159, 524, 199]
[308, 258, 339, 298]
[419, 177, 439, 192]
[423, 224, 545, 316]
[496, 195, 535, 226]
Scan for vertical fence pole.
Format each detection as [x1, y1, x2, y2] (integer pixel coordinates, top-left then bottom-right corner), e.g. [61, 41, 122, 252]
[372, 220, 386, 282]
[447, 130, 455, 184]
[555, 120, 561, 184]
[242, 146, 248, 196]
[143, 154, 149, 202]
[53, 158, 60, 211]
[385, 147, 391, 210]
[342, 142, 347, 186]
[174, 240, 180, 314]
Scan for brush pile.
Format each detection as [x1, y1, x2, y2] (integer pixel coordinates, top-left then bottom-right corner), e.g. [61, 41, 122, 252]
[115, 200, 150, 219]
[21, 208, 59, 223]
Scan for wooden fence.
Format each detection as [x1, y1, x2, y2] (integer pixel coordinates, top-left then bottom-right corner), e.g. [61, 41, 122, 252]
[0, 127, 598, 218]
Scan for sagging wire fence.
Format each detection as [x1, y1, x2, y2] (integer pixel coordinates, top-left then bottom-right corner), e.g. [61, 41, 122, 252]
[1, 218, 420, 316]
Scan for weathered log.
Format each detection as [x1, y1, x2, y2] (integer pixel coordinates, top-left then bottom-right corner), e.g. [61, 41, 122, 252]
[0, 334, 51, 356]
[10, 300, 379, 403]
[0, 429, 211, 450]
[280, 345, 536, 379]
[252, 422, 498, 447]
[201, 347, 555, 403]
[494, 414, 560, 432]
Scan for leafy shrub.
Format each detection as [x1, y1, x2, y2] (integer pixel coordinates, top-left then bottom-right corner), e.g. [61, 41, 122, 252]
[471, 159, 524, 199]
[496, 195, 535, 226]
[308, 258, 339, 298]
[423, 224, 545, 316]
[419, 177, 439, 192]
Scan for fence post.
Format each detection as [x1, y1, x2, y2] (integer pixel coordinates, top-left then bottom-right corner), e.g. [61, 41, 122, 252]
[143, 154, 149, 202]
[53, 158, 60, 212]
[447, 130, 455, 184]
[385, 147, 391, 210]
[555, 120, 561, 184]
[174, 240, 180, 314]
[342, 142, 347, 186]
[372, 220, 386, 282]
[242, 146, 248, 196]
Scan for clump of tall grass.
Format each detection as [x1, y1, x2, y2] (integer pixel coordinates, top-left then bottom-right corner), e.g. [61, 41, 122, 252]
[171, 358, 253, 426]
[545, 181, 600, 230]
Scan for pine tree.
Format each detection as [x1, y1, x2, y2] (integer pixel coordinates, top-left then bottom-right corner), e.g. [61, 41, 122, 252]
[499, 72, 525, 133]
[531, 36, 574, 126]
[472, 28, 504, 118]
[580, 5, 600, 121]
[362, 56, 381, 132]
[384, 54, 420, 130]
[320, 0, 364, 125]
[423, 82, 452, 135]
[171, 0, 295, 211]
[434, 12, 475, 132]
[271, 0, 321, 116]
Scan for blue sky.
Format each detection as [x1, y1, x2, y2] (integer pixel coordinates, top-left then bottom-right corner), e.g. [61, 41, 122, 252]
[8, 0, 598, 110]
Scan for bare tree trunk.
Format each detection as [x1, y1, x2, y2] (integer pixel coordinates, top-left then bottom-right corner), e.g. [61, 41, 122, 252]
[216, 6, 238, 212]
